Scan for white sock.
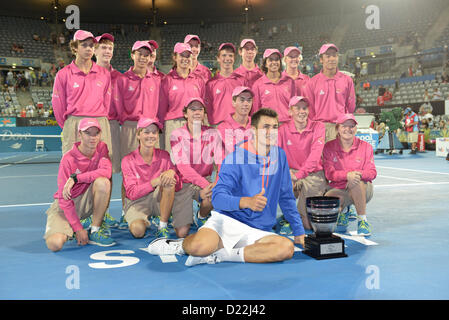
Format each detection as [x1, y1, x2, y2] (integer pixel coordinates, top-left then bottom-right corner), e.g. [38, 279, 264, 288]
[358, 215, 367, 221]
[215, 247, 245, 263]
[159, 221, 168, 229]
[121, 210, 125, 217]
[91, 226, 100, 233]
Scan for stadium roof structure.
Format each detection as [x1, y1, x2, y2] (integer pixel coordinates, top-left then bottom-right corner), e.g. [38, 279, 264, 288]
[1, 0, 361, 24]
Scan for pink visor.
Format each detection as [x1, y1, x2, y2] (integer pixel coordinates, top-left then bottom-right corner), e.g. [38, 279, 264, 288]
[263, 49, 282, 59]
[288, 96, 309, 108]
[319, 43, 339, 55]
[218, 42, 236, 52]
[73, 30, 97, 42]
[184, 34, 201, 44]
[95, 33, 114, 43]
[132, 41, 153, 52]
[174, 42, 192, 54]
[78, 118, 101, 132]
[232, 86, 254, 98]
[284, 46, 301, 57]
[148, 40, 159, 50]
[240, 38, 256, 48]
[336, 113, 358, 125]
[137, 117, 163, 130]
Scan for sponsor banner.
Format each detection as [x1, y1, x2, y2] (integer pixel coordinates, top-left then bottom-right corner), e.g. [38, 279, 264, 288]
[356, 131, 379, 151]
[15, 117, 59, 127]
[436, 138, 449, 157]
[0, 118, 16, 127]
[0, 126, 62, 152]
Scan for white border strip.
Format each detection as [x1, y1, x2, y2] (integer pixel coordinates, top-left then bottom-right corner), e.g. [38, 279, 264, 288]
[377, 165, 449, 176]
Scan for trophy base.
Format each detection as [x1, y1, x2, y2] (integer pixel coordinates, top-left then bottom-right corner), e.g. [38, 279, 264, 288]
[303, 234, 348, 260]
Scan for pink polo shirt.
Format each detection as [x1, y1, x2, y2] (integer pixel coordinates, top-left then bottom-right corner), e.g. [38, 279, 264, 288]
[282, 71, 310, 96]
[170, 124, 222, 189]
[234, 65, 263, 88]
[121, 147, 182, 201]
[52, 61, 112, 128]
[54, 141, 112, 233]
[322, 137, 377, 189]
[302, 70, 356, 123]
[116, 67, 161, 124]
[278, 119, 325, 180]
[251, 73, 296, 122]
[108, 67, 123, 121]
[205, 72, 246, 125]
[217, 113, 252, 156]
[191, 62, 212, 82]
[158, 69, 206, 123]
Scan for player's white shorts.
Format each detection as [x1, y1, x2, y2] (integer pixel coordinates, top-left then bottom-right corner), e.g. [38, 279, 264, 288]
[200, 210, 276, 252]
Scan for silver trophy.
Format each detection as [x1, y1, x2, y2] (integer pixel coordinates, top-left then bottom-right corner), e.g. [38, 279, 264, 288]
[303, 196, 348, 260]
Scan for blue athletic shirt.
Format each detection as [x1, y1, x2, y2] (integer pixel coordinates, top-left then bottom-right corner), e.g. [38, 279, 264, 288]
[211, 140, 305, 236]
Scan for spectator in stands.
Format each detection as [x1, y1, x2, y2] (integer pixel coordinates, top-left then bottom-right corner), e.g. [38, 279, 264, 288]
[205, 43, 246, 126]
[408, 65, 414, 77]
[170, 97, 222, 227]
[441, 73, 449, 83]
[356, 94, 364, 108]
[278, 96, 328, 232]
[283, 46, 309, 96]
[432, 87, 443, 100]
[403, 107, 419, 154]
[302, 44, 356, 142]
[323, 113, 377, 236]
[415, 64, 423, 77]
[234, 39, 263, 88]
[52, 30, 113, 157]
[251, 49, 296, 124]
[158, 42, 206, 155]
[363, 81, 371, 91]
[354, 58, 361, 77]
[423, 88, 431, 101]
[184, 35, 212, 82]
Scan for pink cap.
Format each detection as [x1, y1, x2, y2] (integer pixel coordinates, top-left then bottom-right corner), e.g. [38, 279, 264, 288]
[288, 96, 309, 108]
[218, 42, 236, 52]
[137, 117, 163, 130]
[148, 40, 159, 50]
[240, 39, 256, 48]
[132, 41, 153, 52]
[184, 34, 201, 44]
[73, 30, 97, 42]
[185, 97, 206, 108]
[232, 86, 254, 98]
[284, 46, 301, 57]
[319, 43, 339, 55]
[174, 42, 192, 54]
[336, 113, 358, 125]
[263, 49, 282, 59]
[78, 118, 101, 132]
[95, 33, 114, 43]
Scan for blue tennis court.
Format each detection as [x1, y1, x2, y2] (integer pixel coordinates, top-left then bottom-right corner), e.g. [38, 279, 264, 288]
[1, 151, 448, 300]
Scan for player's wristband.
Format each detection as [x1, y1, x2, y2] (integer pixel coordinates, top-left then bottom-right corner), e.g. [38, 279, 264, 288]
[70, 173, 78, 184]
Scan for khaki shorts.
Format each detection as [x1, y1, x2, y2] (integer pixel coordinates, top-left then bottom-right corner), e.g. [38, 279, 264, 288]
[123, 188, 162, 227]
[170, 177, 212, 228]
[109, 119, 121, 173]
[407, 131, 418, 143]
[121, 120, 161, 159]
[62, 116, 112, 159]
[43, 184, 94, 240]
[293, 170, 329, 219]
[325, 122, 337, 143]
[164, 118, 186, 155]
[326, 182, 373, 209]
[201, 211, 275, 252]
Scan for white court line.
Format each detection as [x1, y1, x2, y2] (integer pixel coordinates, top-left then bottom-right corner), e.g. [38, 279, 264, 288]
[0, 154, 48, 169]
[0, 198, 121, 208]
[374, 181, 449, 188]
[377, 165, 449, 176]
[0, 174, 57, 179]
[376, 174, 429, 183]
